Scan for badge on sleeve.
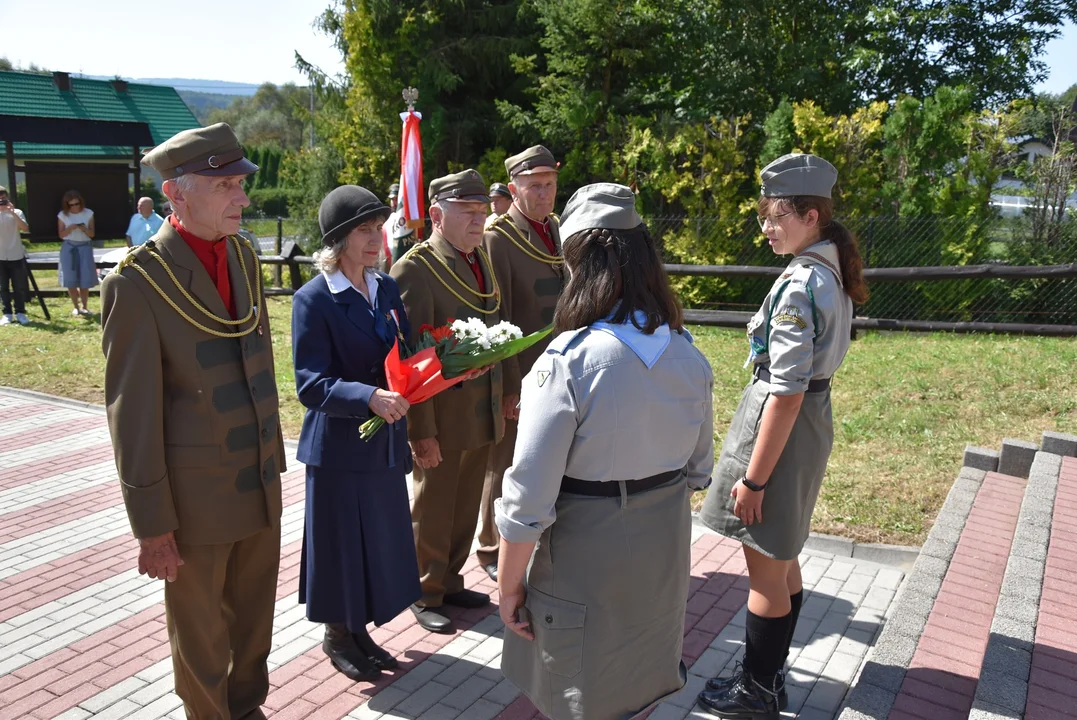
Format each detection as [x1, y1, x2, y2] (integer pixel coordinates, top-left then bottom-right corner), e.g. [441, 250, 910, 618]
[774, 305, 807, 329]
[537, 370, 550, 387]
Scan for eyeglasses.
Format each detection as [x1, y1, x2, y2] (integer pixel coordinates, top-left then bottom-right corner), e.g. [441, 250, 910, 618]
[757, 210, 794, 231]
[67, 201, 82, 208]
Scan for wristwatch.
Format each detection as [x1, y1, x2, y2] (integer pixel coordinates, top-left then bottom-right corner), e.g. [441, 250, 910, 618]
[740, 475, 768, 492]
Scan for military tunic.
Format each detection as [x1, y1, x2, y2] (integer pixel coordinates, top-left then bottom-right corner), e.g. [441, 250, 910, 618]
[700, 240, 852, 560]
[389, 232, 505, 606]
[477, 204, 564, 566]
[101, 221, 285, 719]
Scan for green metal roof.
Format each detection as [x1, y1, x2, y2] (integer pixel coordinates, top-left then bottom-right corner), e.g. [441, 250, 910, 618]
[0, 71, 200, 158]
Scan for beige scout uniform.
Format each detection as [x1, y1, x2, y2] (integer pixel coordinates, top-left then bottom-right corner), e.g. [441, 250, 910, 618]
[101, 124, 284, 720]
[390, 231, 505, 607]
[477, 202, 563, 566]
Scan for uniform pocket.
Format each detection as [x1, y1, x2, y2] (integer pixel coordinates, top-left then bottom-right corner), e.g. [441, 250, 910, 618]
[525, 586, 586, 678]
[729, 381, 770, 462]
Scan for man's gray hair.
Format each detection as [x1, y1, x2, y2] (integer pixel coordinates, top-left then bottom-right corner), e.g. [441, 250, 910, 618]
[171, 174, 198, 193]
[312, 236, 348, 275]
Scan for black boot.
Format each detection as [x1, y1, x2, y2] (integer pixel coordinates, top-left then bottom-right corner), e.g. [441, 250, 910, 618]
[704, 662, 788, 711]
[352, 626, 398, 670]
[323, 623, 381, 681]
[697, 666, 782, 719]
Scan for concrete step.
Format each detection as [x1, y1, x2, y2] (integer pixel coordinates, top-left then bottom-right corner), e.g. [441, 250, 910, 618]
[839, 431, 1077, 720]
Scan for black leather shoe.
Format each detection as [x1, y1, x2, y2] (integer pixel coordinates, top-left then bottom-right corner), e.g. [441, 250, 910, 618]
[410, 604, 453, 633]
[323, 624, 381, 682]
[481, 563, 498, 581]
[704, 664, 787, 711]
[697, 667, 781, 719]
[352, 629, 399, 670]
[443, 588, 491, 609]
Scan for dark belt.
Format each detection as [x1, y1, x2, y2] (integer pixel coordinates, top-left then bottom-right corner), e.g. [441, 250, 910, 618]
[754, 365, 831, 393]
[560, 467, 685, 498]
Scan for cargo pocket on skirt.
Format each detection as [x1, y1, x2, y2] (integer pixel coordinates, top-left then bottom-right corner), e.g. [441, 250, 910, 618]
[729, 380, 770, 463]
[525, 586, 586, 679]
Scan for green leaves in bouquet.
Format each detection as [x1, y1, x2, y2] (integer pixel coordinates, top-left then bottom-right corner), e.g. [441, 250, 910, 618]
[439, 325, 554, 379]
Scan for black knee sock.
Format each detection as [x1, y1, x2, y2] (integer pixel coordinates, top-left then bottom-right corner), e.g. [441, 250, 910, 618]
[744, 610, 792, 687]
[784, 590, 804, 665]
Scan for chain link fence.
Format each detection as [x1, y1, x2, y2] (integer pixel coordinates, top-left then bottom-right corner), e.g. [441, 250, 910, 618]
[648, 214, 1077, 326]
[241, 211, 1077, 327]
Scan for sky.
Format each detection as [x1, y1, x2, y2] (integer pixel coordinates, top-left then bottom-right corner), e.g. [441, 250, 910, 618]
[0, 2, 1074, 95]
[1, 0, 346, 88]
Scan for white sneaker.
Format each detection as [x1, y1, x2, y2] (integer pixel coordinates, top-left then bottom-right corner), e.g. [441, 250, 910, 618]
[0, 315, 11, 326]
[15, 313, 29, 325]
[72, 308, 82, 317]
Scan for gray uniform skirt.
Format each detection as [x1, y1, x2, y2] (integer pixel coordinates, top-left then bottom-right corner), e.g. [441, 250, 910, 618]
[501, 475, 691, 720]
[700, 377, 833, 561]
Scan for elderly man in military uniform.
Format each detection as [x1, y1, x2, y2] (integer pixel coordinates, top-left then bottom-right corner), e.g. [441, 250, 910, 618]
[477, 145, 563, 580]
[390, 169, 505, 633]
[101, 123, 285, 720]
[484, 182, 512, 229]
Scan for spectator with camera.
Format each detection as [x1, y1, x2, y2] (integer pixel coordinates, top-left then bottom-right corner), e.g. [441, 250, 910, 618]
[0, 186, 30, 326]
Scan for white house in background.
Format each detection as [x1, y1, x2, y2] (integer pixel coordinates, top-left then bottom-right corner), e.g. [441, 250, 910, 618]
[990, 111, 1077, 218]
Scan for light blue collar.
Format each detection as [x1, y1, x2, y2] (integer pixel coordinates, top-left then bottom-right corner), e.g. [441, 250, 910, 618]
[591, 309, 671, 369]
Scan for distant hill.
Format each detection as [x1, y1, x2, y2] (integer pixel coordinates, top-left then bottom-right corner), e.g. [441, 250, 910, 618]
[178, 91, 242, 125]
[132, 78, 262, 96]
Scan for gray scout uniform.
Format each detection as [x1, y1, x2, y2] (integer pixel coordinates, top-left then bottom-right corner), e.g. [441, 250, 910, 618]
[700, 239, 852, 560]
[496, 325, 714, 720]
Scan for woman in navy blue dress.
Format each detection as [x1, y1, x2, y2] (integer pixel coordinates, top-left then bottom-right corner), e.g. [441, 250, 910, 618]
[293, 185, 420, 681]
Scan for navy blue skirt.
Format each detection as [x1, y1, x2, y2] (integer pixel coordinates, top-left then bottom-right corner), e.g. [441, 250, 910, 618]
[298, 464, 420, 629]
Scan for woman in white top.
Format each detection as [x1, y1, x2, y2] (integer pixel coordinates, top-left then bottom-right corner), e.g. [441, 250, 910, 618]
[56, 190, 97, 316]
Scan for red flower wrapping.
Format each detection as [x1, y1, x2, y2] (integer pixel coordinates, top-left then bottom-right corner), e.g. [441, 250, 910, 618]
[384, 338, 467, 406]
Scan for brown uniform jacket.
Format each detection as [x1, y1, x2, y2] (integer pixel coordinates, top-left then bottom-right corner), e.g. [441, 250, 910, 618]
[101, 222, 286, 545]
[390, 232, 504, 451]
[482, 204, 563, 396]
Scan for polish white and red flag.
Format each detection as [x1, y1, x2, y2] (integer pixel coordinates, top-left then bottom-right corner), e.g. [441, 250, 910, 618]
[399, 110, 425, 237]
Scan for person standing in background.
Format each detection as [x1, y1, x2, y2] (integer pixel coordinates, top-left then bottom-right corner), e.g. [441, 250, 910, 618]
[484, 182, 512, 229]
[0, 186, 30, 326]
[125, 196, 165, 247]
[57, 190, 97, 316]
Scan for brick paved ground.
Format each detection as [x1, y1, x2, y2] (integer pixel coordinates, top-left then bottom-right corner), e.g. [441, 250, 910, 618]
[1026, 456, 1077, 720]
[0, 389, 906, 720]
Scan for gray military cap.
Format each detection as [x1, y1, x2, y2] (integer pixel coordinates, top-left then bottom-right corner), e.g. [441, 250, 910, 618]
[559, 183, 642, 246]
[489, 182, 511, 199]
[505, 145, 558, 178]
[760, 153, 838, 199]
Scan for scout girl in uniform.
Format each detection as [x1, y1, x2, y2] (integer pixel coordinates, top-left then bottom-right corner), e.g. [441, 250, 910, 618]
[697, 154, 869, 719]
[495, 183, 715, 720]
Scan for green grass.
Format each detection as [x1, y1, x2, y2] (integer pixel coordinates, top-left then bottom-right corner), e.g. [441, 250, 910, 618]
[1, 299, 1074, 546]
[26, 240, 128, 254]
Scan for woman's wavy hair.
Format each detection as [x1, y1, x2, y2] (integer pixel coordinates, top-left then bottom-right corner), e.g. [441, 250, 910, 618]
[758, 195, 869, 304]
[554, 223, 683, 334]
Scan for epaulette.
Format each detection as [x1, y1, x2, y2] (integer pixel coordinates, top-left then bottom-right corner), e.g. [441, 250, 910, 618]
[114, 243, 151, 274]
[233, 233, 259, 260]
[789, 263, 815, 285]
[399, 241, 430, 262]
[546, 327, 586, 355]
[548, 212, 561, 224]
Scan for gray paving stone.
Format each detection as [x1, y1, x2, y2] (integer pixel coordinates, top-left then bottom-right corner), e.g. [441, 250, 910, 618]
[841, 680, 898, 717]
[432, 658, 481, 687]
[874, 568, 904, 591]
[820, 652, 862, 684]
[981, 638, 1032, 680]
[920, 535, 957, 561]
[415, 703, 463, 720]
[841, 572, 874, 596]
[648, 703, 692, 720]
[963, 445, 1000, 472]
[800, 594, 834, 621]
[884, 604, 932, 640]
[975, 668, 1028, 714]
[823, 561, 855, 582]
[667, 673, 707, 709]
[810, 577, 846, 599]
[1003, 555, 1045, 584]
[792, 616, 822, 645]
[456, 698, 504, 720]
[798, 633, 841, 664]
[1009, 536, 1048, 562]
[787, 658, 826, 688]
[441, 675, 497, 711]
[482, 678, 521, 706]
[910, 554, 948, 581]
[861, 587, 896, 612]
[969, 700, 1021, 720]
[816, 611, 852, 639]
[867, 631, 918, 668]
[990, 615, 1035, 650]
[785, 683, 811, 714]
[999, 438, 1038, 478]
[804, 676, 850, 714]
[848, 605, 886, 635]
[835, 627, 876, 658]
[689, 648, 730, 680]
[1040, 431, 1077, 457]
[392, 661, 449, 692]
[995, 593, 1039, 624]
[393, 681, 453, 718]
[799, 706, 840, 720]
[357, 686, 410, 716]
[856, 660, 907, 693]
